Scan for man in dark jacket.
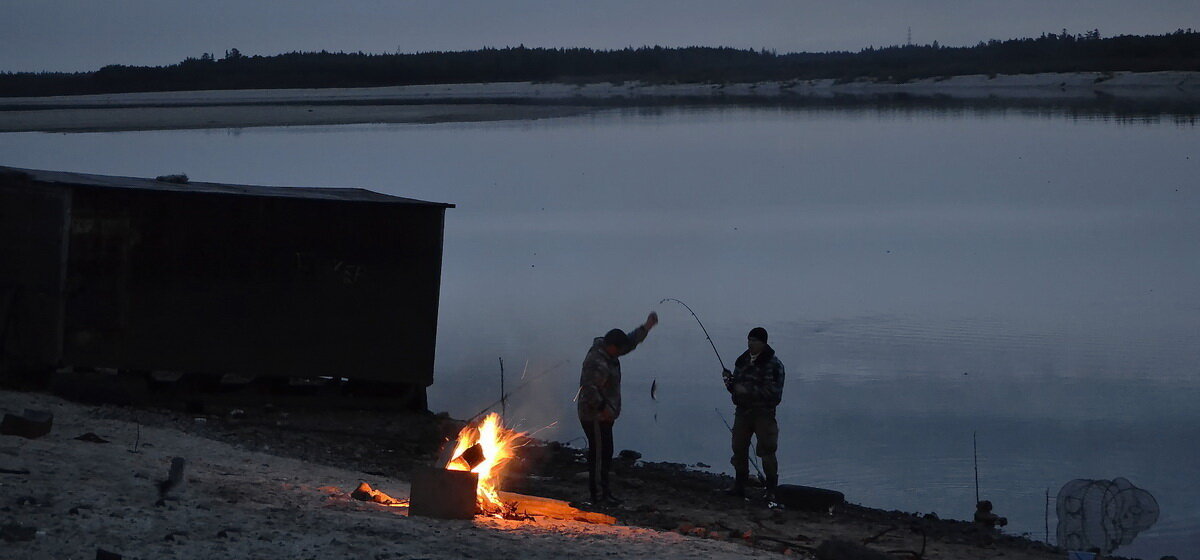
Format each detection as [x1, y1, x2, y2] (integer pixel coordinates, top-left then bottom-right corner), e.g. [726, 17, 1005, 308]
[722, 326, 785, 499]
[577, 311, 658, 505]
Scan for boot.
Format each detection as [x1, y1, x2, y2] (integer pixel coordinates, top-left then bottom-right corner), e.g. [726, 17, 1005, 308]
[724, 473, 748, 498]
[763, 473, 779, 502]
[601, 486, 623, 506]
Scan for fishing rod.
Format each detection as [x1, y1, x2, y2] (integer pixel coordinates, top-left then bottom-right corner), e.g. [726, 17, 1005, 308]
[465, 359, 568, 424]
[660, 298, 727, 371]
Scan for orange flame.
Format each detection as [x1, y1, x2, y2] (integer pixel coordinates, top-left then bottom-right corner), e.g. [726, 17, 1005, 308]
[445, 412, 524, 511]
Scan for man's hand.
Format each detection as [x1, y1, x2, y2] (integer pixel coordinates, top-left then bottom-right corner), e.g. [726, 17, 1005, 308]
[644, 311, 659, 330]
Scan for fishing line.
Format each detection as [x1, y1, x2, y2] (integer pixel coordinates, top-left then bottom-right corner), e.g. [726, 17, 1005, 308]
[466, 359, 568, 424]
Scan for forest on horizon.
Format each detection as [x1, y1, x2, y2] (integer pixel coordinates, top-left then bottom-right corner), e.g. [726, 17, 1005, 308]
[1, 29, 1197, 97]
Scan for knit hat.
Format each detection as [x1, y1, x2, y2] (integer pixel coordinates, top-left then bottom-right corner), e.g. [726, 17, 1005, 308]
[604, 328, 630, 347]
[748, 327, 768, 343]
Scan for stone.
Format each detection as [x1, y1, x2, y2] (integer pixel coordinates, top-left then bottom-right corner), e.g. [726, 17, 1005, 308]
[0, 524, 37, 542]
[1, 410, 53, 439]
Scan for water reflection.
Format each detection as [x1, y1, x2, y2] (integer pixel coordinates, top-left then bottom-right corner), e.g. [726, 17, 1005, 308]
[0, 104, 1196, 558]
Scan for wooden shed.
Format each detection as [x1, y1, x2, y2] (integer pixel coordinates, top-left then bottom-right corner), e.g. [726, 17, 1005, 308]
[0, 166, 453, 403]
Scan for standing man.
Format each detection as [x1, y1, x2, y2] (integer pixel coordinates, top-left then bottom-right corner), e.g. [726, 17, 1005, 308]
[577, 311, 658, 505]
[722, 326, 785, 499]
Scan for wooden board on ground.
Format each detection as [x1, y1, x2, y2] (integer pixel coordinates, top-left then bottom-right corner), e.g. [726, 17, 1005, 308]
[498, 491, 617, 525]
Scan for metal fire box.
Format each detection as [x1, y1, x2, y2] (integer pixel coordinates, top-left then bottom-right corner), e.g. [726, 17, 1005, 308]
[409, 466, 478, 520]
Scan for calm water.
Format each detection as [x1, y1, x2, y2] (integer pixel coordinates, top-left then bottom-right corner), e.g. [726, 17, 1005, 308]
[2, 105, 1197, 558]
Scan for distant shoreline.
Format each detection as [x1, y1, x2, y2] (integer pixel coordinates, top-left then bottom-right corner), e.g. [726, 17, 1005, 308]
[2, 71, 1197, 132]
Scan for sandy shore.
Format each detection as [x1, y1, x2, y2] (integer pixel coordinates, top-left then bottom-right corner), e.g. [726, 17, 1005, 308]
[0, 387, 1084, 560]
[1, 71, 1196, 132]
[0, 389, 765, 560]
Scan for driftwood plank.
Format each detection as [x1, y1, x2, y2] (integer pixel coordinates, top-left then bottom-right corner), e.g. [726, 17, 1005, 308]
[497, 491, 616, 525]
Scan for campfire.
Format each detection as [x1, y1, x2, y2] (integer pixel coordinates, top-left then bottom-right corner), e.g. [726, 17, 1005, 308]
[401, 412, 615, 524]
[444, 412, 523, 513]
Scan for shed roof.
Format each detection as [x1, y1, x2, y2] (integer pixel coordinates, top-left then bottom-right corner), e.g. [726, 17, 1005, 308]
[0, 165, 454, 208]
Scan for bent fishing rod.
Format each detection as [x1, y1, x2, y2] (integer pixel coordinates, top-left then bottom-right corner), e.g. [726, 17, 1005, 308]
[660, 298, 727, 371]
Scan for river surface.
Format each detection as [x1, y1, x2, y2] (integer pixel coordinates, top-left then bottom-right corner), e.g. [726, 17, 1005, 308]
[2, 104, 1197, 558]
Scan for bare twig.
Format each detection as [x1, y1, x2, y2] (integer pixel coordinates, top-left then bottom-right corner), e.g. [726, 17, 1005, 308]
[863, 525, 897, 544]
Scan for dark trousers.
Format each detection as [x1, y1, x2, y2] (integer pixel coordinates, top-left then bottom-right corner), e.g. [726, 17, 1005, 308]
[580, 418, 615, 498]
[730, 407, 779, 487]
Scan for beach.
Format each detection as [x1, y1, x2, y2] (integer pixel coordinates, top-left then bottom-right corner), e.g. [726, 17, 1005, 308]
[1, 387, 1076, 559]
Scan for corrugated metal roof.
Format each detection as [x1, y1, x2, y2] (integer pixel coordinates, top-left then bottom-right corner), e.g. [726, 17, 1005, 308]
[0, 165, 454, 208]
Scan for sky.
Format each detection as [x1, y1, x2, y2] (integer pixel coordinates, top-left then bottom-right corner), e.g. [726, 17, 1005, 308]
[2, 1, 1199, 73]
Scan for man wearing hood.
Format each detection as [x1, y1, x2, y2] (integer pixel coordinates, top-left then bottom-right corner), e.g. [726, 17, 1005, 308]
[577, 311, 658, 505]
[722, 326, 785, 499]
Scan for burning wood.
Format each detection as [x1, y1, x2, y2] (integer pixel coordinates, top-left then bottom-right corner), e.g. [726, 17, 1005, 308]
[444, 412, 522, 512]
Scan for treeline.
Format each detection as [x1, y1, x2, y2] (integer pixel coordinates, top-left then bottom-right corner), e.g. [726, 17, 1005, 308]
[2, 29, 1198, 97]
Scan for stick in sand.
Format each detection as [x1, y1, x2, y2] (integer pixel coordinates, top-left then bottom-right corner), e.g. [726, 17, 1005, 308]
[974, 431, 980, 504]
[499, 357, 506, 417]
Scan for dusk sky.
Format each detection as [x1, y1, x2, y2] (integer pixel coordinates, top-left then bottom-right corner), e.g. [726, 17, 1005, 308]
[3, 1, 1199, 73]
